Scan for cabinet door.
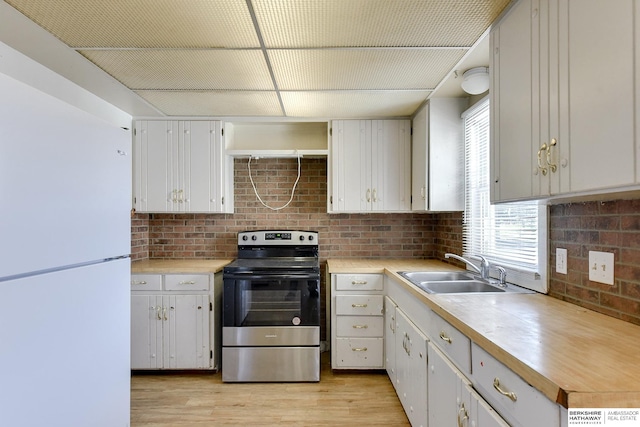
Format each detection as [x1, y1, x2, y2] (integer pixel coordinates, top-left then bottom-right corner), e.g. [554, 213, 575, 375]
[411, 105, 429, 211]
[555, 0, 635, 193]
[330, 120, 370, 212]
[371, 120, 411, 211]
[134, 120, 177, 212]
[427, 341, 460, 427]
[384, 296, 397, 387]
[131, 295, 163, 369]
[163, 294, 210, 369]
[181, 121, 224, 212]
[491, 0, 542, 202]
[396, 309, 428, 427]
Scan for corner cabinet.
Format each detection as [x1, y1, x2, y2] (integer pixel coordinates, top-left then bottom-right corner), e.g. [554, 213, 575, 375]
[411, 98, 466, 212]
[491, 0, 638, 202]
[132, 120, 233, 213]
[131, 272, 222, 370]
[329, 120, 411, 213]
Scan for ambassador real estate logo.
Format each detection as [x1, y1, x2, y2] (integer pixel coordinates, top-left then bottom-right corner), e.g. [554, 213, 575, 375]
[568, 409, 639, 426]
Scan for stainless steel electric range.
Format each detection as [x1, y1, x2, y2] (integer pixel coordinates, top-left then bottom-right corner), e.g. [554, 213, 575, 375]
[222, 230, 320, 382]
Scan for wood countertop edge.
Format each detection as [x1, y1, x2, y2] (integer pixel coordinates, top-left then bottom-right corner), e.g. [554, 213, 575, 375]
[131, 259, 233, 274]
[327, 259, 640, 409]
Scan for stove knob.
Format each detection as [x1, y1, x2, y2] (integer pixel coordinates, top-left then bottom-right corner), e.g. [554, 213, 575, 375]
[299, 235, 305, 241]
[251, 235, 258, 241]
[308, 235, 314, 241]
[242, 235, 248, 241]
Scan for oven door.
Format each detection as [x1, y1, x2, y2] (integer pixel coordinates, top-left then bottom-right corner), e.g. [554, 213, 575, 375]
[223, 273, 320, 328]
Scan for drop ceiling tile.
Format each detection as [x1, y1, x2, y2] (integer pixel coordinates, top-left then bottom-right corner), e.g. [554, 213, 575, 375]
[254, 0, 510, 48]
[281, 91, 430, 118]
[80, 50, 274, 90]
[5, 0, 258, 48]
[135, 90, 284, 117]
[269, 48, 466, 90]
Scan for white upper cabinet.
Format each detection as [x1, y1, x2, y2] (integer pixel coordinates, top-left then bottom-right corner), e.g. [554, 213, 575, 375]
[133, 120, 232, 213]
[330, 119, 411, 213]
[411, 98, 466, 212]
[491, 0, 638, 202]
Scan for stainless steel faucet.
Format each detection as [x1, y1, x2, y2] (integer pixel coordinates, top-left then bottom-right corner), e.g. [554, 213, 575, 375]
[444, 253, 483, 277]
[444, 253, 492, 280]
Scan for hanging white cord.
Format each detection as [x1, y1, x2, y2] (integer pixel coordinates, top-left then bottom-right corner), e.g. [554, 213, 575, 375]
[247, 154, 301, 211]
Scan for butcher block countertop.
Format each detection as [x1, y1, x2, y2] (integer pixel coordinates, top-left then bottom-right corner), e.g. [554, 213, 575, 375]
[131, 259, 232, 274]
[327, 259, 640, 409]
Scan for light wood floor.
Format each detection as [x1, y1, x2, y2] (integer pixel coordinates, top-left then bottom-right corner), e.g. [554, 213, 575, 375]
[131, 353, 410, 426]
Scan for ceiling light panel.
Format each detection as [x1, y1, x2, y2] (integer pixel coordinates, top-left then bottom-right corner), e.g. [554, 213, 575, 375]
[281, 91, 431, 118]
[80, 50, 274, 90]
[135, 90, 284, 117]
[269, 49, 466, 90]
[5, 0, 259, 48]
[253, 0, 511, 48]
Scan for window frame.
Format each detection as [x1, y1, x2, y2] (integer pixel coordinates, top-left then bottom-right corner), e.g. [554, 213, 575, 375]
[462, 96, 548, 293]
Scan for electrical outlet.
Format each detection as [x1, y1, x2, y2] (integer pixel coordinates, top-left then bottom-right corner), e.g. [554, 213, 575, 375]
[556, 248, 567, 274]
[588, 251, 614, 285]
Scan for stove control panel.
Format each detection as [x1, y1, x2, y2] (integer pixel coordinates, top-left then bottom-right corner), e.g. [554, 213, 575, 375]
[238, 230, 318, 246]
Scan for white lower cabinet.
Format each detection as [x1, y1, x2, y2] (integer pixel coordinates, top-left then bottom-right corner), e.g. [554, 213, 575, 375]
[384, 296, 398, 385]
[395, 308, 428, 427]
[131, 272, 221, 370]
[331, 273, 385, 369]
[131, 294, 209, 369]
[429, 342, 509, 427]
[385, 275, 562, 427]
[472, 342, 560, 427]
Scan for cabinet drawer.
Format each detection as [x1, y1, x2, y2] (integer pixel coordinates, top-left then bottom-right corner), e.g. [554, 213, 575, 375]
[472, 343, 560, 427]
[131, 274, 162, 291]
[335, 338, 384, 368]
[336, 316, 384, 337]
[335, 274, 383, 291]
[335, 295, 384, 316]
[427, 310, 471, 374]
[164, 274, 209, 291]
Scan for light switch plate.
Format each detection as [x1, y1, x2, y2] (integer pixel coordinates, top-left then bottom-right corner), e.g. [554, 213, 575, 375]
[556, 248, 567, 274]
[588, 251, 614, 285]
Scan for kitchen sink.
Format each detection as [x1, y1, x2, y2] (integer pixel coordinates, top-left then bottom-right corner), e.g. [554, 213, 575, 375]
[416, 280, 505, 294]
[399, 271, 475, 283]
[397, 270, 531, 294]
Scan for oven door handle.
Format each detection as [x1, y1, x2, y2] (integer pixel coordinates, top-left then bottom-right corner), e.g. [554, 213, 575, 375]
[224, 273, 319, 280]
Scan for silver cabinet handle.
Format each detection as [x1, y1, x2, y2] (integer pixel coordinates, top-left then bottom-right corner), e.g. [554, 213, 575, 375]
[366, 189, 371, 202]
[352, 347, 368, 352]
[179, 280, 196, 285]
[352, 303, 368, 308]
[352, 324, 368, 329]
[439, 331, 452, 344]
[131, 280, 147, 285]
[351, 280, 368, 285]
[493, 378, 517, 402]
[155, 306, 161, 321]
[163, 306, 168, 321]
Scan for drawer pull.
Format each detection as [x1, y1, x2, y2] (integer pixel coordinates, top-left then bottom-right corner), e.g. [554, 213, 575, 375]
[439, 331, 452, 344]
[352, 324, 368, 329]
[493, 378, 517, 402]
[352, 303, 368, 308]
[132, 280, 147, 285]
[352, 347, 368, 352]
[179, 280, 196, 285]
[351, 280, 368, 285]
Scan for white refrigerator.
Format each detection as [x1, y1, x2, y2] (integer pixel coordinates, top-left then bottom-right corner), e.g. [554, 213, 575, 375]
[0, 71, 131, 426]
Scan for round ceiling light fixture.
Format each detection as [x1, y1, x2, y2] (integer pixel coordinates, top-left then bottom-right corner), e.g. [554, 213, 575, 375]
[461, 67, 490, 95]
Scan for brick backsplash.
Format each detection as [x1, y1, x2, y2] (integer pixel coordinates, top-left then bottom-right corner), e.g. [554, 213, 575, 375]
[549, 199, 640, 326]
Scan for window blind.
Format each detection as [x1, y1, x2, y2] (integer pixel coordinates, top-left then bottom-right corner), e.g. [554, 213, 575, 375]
[462, 99, 541, 273]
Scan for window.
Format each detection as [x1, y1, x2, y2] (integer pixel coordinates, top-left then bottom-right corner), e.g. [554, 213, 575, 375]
[462, 97, 547, 293]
